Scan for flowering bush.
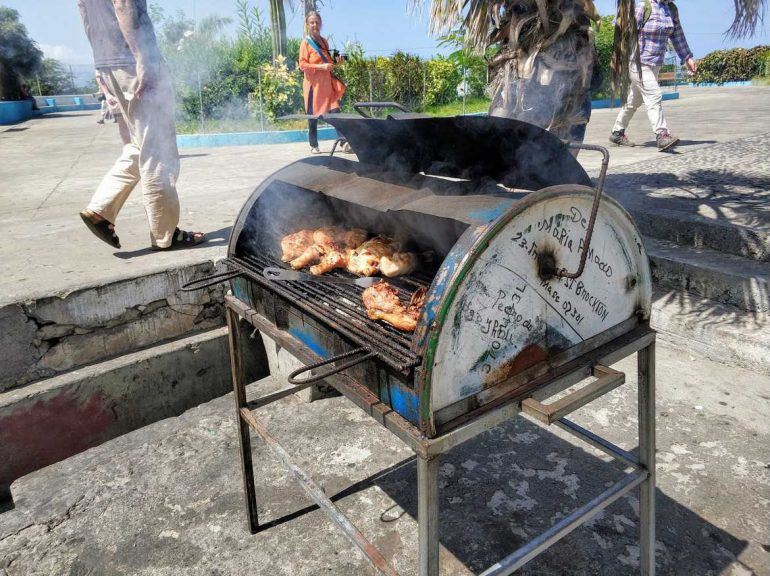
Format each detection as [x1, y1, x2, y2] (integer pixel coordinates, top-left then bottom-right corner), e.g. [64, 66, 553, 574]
[254, 55, 302, 121]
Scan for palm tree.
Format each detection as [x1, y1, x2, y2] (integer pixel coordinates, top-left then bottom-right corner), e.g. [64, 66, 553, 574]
[268, 0, 288, 61]
[415, 0, 766, 140]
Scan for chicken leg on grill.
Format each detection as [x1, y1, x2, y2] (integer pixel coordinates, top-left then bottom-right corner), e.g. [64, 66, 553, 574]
[362, 284, 427, 332]
[281, 229, 314, 262]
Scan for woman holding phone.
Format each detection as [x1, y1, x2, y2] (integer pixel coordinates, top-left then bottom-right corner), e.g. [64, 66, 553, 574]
[299, 11, 349, 154]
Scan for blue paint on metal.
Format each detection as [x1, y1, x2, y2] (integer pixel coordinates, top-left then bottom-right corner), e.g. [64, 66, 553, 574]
[0, 100, 32, 125]
[231, 277, 249, 303]
[389, 383, 420, 424]
[467, 199, 515, 222]
[289, 327, 329, 358]
[177, 126, 339, 148]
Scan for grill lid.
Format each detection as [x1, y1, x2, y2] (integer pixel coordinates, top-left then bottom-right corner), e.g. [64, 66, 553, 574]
[323, 115, 591, 189]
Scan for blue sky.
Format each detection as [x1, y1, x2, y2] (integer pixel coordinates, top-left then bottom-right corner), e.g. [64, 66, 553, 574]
[4, 0, 769, 69]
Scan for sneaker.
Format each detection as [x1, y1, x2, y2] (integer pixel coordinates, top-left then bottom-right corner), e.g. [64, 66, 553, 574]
[609, 129, 635, 147]
[310, 146, 321, 154]
[656, 130, 680, 152]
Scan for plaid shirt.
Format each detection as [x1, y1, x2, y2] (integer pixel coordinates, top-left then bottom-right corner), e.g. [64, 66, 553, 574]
[636, 0, 693, 67]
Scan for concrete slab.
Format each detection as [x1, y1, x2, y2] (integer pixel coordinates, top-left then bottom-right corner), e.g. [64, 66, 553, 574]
[0, 261, 227, 392]
[1, 86, 769, 305]
[647, 237, 770, 313]
[0, 324, 267, 501]
[0, 340, 767, 575]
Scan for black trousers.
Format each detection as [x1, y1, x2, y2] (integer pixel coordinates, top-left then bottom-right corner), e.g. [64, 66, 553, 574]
[307, 86, 342, 148]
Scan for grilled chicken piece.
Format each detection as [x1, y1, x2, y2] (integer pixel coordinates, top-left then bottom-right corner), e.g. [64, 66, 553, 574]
[362, 284, 426, 332]
[280, 229, 314, 262]
[312, 227, 341, 247]
[380, 252, 418, 278]
[347, 236, 400, 276]
[338, 228, 368, 249]
[309, 247, 350, 275]
[362, 282, 403, 314]
[312, 227, 368, 249]
[290, 244, 324, 270]
[407, 286, 427, 311]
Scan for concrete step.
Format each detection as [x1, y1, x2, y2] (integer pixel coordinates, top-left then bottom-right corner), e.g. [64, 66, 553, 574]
[0, 325, 267, 501]
[646, 237, 770, 313]
[650, 288, 769, 376]
[629, 207, 769, 262]
[0, 260, 228, 393]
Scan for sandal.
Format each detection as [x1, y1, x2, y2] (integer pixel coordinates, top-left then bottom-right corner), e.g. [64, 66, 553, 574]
[153, 228, 206, 251]
[80, 210, 121, 248]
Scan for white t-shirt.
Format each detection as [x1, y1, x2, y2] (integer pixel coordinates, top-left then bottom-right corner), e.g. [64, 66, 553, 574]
[78, 0, 136, 69]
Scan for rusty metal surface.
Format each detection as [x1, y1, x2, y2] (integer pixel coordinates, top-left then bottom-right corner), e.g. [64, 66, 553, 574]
[423, 187, 652, 424]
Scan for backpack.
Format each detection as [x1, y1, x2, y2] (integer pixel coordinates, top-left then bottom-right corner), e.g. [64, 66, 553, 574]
[642, 0, 679, 26]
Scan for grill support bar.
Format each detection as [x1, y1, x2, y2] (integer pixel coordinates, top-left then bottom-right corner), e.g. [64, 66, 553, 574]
[226, 295, 656, 576]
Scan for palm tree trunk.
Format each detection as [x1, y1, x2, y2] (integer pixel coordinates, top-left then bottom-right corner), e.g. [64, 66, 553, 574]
[268, 0, 287, 62]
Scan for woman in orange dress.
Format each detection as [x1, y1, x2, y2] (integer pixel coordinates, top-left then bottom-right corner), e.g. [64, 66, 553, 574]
[299, 11, 348, 154]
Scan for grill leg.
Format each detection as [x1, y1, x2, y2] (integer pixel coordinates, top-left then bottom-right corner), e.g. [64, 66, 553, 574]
[418, 455, 440, 576]
[638, 341, 656, 575]
[227, 307, 260, 534]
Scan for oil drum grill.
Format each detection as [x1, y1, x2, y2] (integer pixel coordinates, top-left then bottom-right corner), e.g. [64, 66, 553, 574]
[186, 113, 657, 575]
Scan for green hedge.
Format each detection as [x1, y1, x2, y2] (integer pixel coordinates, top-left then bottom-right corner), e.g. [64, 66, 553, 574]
[694, 45, 770, 84]
[335, 51, 482, 113]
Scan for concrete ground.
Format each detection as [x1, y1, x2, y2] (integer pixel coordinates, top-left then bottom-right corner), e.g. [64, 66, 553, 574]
[1, 339, 768, 575]
[1, 86, 768, 305]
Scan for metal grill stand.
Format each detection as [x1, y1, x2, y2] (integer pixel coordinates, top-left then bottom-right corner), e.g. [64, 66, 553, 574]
[225, 294, 657, 576]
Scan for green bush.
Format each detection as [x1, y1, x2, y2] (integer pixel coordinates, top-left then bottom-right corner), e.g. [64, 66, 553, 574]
[424, 57, 461, 107]
[694, 45, 770, 84]
[384, 52, 424, 111]
[593, 15, 614, 99]
[254, 55, 302, 120]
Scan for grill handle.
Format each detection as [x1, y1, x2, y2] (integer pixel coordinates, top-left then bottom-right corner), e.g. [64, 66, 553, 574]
[180, 269, 242, 292]
[553, 142, 610, 280]
[288, 347, 376, 385]
[352, 101, 410, 118]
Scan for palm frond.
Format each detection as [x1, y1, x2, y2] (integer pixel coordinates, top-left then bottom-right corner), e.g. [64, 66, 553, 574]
[728, 0, 767, 38]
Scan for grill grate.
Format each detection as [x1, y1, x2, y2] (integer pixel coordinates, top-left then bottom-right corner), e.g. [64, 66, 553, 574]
[226, 252, 427, 374]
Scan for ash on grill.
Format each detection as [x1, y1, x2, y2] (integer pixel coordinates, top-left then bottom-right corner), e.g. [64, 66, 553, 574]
[186, 112, 657, 576]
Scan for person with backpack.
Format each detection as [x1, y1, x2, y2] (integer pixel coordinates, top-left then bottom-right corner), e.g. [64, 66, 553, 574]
[299, 10, 349, 154]
[609, 0, 697, 152]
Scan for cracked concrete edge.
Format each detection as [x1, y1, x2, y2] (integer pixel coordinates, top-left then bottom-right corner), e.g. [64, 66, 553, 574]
[651, 289, 770, 376]
[0, 324, 268, 502]
[629, 207, 770, 262]
[0, 259, 230, 392]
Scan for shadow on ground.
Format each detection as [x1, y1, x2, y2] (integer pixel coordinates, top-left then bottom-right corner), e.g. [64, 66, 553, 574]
[112, 226, 231, 259]
[259, 417, 746, 575]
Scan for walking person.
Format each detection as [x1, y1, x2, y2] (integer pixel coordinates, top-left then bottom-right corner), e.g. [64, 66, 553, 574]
[77, 0, 204, 250]
[299, 10, 349, 154]
[609, 0, 697, 152]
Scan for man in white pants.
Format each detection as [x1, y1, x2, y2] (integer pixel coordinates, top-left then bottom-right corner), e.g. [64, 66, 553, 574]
[78, 0, 204, 250]
[609, 0, 697, 152]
